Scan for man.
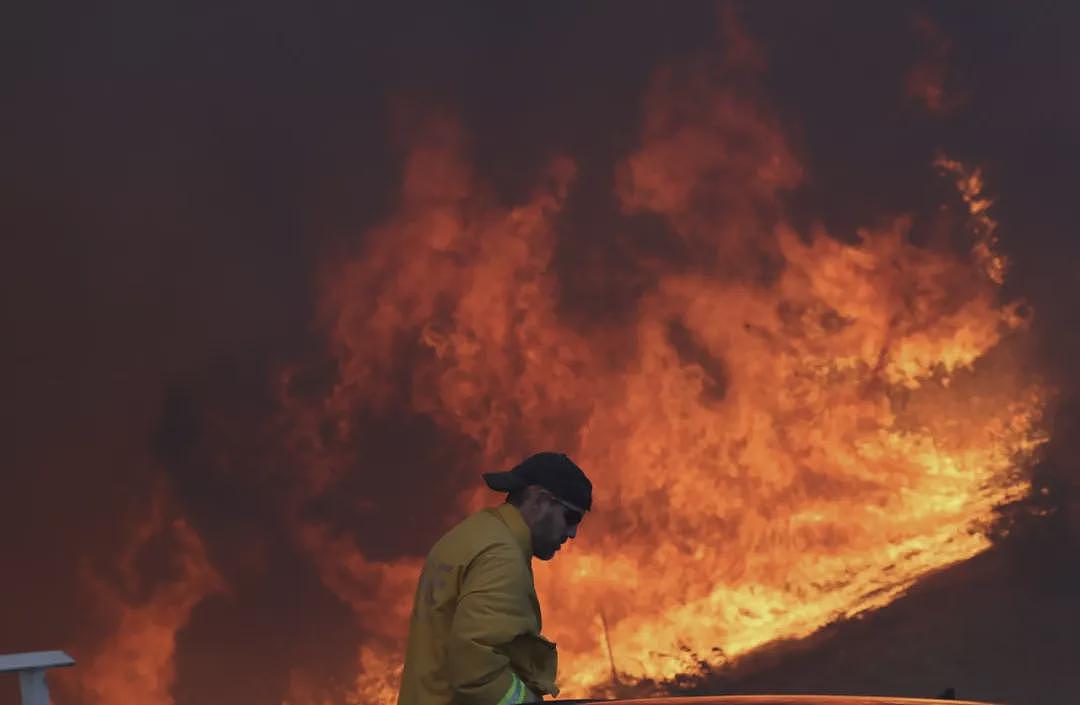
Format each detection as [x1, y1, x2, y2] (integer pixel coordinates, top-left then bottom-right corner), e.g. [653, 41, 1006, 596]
[397, 452, 592, 705]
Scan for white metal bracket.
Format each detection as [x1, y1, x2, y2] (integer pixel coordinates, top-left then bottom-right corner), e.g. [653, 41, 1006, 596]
[0, 651, 76, 705]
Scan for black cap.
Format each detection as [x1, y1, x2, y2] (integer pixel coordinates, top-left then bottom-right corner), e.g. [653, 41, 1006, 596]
[483, 452, 593, 512]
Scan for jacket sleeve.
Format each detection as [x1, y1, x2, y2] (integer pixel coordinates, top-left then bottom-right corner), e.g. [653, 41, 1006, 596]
[448, 542, 536, 705]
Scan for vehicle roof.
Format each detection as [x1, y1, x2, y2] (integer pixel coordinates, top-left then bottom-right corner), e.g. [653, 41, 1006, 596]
[557, 696, 998, 705]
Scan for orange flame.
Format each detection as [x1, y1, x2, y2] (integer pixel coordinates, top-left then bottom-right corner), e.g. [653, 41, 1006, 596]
[935, 155, 1007, 285]
[76, 499, 223, 705]
[279, 28, 1050, 705]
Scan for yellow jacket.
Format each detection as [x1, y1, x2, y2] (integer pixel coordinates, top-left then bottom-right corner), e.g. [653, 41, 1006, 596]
[397, 504, 559, 705]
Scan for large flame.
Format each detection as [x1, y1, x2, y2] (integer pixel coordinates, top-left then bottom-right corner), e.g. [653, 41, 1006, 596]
[277, 27, 1049, 705]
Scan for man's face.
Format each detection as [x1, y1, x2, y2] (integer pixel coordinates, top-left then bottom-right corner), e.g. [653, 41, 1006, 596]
[531, 491, 582, 561]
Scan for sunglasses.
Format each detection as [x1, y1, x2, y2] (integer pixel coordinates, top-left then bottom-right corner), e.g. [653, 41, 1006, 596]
[544, 491, 585, 526]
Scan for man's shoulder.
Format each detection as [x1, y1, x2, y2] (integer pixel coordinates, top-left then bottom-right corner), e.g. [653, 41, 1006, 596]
[429, 507, 517, 563]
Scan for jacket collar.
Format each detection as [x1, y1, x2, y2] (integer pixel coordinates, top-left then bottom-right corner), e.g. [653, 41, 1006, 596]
[492, 503, 533, 560]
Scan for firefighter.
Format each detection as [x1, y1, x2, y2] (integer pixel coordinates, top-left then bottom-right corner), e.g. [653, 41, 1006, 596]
[397, 452, 593, 705]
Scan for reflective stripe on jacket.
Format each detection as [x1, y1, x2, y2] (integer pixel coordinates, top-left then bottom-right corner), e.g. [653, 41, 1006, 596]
[397, 504, 559, 705]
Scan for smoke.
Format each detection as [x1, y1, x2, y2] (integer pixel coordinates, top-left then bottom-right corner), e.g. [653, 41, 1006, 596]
[904, 14, 968, 115]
